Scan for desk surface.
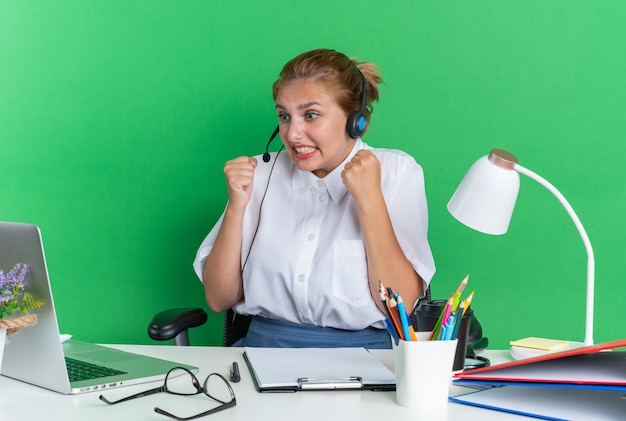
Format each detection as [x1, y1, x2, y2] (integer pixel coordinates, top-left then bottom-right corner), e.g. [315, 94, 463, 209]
[0, 344, 528, 421]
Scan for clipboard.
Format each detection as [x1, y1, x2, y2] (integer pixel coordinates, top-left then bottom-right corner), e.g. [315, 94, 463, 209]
[242, 347, 396, 392]
[454, 338, 626, 386]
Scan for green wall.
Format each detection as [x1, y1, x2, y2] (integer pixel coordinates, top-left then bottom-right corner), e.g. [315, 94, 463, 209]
[2, 1, 624, 349]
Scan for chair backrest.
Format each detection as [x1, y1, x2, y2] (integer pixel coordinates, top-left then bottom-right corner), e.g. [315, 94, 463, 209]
[223, 286, 431, 347]
[223, 309, 252, 347]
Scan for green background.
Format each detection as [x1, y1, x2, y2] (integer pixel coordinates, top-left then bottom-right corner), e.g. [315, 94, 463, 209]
[2, 1, 624, 349]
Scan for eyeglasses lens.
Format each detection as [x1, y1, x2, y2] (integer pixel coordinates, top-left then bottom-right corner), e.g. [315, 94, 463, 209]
[204, 373, 234, 404]
[165, 368, 202, 395]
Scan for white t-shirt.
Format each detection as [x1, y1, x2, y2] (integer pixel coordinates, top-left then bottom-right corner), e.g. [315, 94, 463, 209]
[193, 139, 435, 330]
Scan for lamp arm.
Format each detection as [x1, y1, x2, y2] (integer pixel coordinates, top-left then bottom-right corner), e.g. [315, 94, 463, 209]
[514, 164, 595, 346]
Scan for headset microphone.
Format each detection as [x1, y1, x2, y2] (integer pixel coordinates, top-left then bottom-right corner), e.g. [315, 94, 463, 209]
[262, 126, 280, 163]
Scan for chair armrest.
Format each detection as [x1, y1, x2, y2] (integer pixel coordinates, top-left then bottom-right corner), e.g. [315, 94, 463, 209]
[148, 308, 208, 343]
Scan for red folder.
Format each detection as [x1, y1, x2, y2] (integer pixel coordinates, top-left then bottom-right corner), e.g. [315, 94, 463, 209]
[454, 338, 626, 387]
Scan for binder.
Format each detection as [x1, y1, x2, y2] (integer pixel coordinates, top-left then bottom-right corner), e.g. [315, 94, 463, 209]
[454, 338, 626, 386]
[449, 385, 626, 421]
[242, 347, 396, 392]
[448, 338, 626, 420]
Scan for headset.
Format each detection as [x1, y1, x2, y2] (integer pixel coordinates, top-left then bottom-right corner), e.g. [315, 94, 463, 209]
[346, 69, 368, 139]
[263, 68, 368, 162]
[262, 126, 280, 163]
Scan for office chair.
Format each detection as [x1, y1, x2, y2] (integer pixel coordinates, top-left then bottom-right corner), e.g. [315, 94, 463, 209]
[149, 287, 430, 347]
[148, 307, 251, 347]
[148, 307, 209, 346]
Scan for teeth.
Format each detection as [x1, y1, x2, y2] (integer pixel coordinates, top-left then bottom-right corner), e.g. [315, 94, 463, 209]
[295, 146, 315, 154]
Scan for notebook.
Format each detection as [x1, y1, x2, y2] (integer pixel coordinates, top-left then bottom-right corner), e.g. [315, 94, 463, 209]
[0, 221, 198, 394]
[243, 347, 396, 392]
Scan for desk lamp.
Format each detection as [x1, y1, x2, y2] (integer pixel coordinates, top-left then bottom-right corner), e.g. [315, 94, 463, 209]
[446, 149, 594, 353]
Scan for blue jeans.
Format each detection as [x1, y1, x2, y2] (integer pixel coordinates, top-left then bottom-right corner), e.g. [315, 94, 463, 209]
[232, 316, 392, 349]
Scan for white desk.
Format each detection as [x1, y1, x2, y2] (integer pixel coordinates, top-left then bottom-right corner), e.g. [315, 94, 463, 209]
[0, 345, 526, 420]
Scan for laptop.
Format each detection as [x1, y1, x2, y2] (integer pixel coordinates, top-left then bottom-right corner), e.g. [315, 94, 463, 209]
[0, 221, 198, 394]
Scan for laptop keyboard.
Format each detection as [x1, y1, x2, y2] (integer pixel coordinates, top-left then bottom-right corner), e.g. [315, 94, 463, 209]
[65, 357, 128, 382]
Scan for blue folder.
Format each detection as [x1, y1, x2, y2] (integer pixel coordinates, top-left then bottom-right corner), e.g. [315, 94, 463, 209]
[449, 385, 626, 421]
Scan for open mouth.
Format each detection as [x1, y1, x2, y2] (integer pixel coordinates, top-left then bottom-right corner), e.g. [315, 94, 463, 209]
[293, 146, 317, 159]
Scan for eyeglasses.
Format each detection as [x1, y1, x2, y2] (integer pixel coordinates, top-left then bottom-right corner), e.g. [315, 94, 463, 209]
[99, 367, 236, 420]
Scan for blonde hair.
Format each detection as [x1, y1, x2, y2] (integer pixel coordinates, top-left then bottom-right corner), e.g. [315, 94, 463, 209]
[272, 49, 382, 129]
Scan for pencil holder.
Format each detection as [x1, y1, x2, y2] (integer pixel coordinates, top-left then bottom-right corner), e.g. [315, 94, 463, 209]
[415, 299, 473, 371]
[393, 334, 457, 409]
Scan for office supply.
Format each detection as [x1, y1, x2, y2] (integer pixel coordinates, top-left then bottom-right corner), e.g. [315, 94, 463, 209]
[451, 338, 626, 419]
[451, 274, 468, 309]
[441, 297, 453, 326]
[415, 299, 476, 371]
[378, 280, 403, 342]
[461, 291, 474, 316]
[454, 338, 626, 386]
[395, 333, 457, 408]
[384, 319, 399, 343]
[449, 384, 626, 421]
[441, 313, 455, 340]
[509, 336, 570, 351]
[429, 296, 451, 340]
[447, 148, 595, 350]
[378, 282, 418, 343]
[378, 281, 395, 328]
[395, 294, 411, 342]
[386, 295, 404, 341]
[0, 221, 198, 394]
[242, 347, 395, 392]
[428, 276, 473, 342]
[450, 301, 464, 340]
[230, 361, 241, 383]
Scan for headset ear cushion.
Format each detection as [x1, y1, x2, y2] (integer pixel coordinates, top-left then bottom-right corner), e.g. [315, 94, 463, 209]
[347, 110, 366, 139]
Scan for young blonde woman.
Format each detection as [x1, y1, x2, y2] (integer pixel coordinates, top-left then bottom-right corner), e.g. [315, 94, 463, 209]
[193, 48, 435, 348]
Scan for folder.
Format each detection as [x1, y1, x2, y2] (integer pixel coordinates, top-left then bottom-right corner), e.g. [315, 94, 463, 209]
[453, 338, 626, 387]
[449, 338, 626, 420]
[242, 347, 396, 392]
[449, 385, 626, 421]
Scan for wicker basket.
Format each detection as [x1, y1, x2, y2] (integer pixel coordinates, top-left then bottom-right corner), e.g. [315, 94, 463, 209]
[0, 313, 38, 337]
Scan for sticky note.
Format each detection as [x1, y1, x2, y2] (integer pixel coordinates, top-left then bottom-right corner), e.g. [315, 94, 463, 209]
[510, 337, 570, 351]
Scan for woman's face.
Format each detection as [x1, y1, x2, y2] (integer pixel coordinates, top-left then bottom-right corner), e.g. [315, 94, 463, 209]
[275, 79, 355, 178]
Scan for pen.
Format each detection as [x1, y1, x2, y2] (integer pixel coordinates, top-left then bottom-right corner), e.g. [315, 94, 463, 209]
[230, 361, 241, 383]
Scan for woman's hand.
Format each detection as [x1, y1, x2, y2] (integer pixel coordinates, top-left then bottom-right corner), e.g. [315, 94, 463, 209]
[341, 150, 382, 205]
[224, 156, 258, 211]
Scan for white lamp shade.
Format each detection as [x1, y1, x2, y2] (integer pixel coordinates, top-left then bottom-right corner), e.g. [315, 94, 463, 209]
[447, 155, 520, 235]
